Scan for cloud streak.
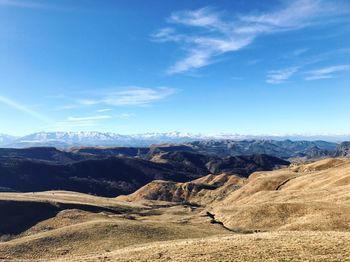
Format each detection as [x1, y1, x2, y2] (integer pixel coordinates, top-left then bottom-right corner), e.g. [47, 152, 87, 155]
[79, 87, 176, 107]
[0, 95, 52, 123]
[153, 0, 348, 74]
[266, 67, 299, 84]
[51, 112, 134, 130]
[67, 115, 112, 121]
[96, 108, 112, 113]
[265, 49, 350, 84]
[304, 64, 350, 80]
[51, 115, 112, 130]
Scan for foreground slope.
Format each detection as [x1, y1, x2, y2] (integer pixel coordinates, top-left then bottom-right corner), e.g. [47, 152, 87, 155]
[0, 191, 229, 261]
[213, 158, 350, 231]
[0, 158, 349, 261]
[56, 231, 350, 262]
[121, 157, 350, 231]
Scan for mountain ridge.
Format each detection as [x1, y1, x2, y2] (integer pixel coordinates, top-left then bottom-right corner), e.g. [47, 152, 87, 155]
[1, 131, 349, 148]
[0, 148, 290, 197]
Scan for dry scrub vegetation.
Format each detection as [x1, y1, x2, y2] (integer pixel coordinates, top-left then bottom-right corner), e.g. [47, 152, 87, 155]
[0, 158, 350, 261]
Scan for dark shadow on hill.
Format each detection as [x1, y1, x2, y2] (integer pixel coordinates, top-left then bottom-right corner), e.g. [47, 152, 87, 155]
[0, 200, 128, 235]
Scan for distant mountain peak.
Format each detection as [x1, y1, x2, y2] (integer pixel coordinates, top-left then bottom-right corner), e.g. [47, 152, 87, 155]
[0, 131, 349, 148]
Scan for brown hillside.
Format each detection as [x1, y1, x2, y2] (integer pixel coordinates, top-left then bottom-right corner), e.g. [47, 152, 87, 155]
[0, 158, 350, 261]
[212, 158, 350, 231]
[117, 173, 245, 205]
[119, 158, 350, 232]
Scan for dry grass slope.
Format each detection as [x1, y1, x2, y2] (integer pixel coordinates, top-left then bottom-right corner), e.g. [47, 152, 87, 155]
[0, 158, 349, 261]
[213, 158, 350, 231]
[56, 231, 350, 262]
[117, 173, 245, 205]
[0, 191, 228, 261]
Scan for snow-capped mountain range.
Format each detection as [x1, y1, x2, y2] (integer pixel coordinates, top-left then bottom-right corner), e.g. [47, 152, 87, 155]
[0, 131, 349, 148]
[0, 131, 211, 148]
[0, 134, 16, 145]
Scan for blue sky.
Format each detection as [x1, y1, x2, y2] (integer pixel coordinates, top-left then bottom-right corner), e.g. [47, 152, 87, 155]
[0, 0, 349, 136]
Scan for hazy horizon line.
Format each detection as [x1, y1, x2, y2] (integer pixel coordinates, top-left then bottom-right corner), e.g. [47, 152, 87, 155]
[2, 130, 350, 138]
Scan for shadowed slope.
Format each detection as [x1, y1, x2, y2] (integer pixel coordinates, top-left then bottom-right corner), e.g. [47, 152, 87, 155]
[0, 192, 137, 235]
[0, 191, 228, 261]
[0, 156, 202, 197]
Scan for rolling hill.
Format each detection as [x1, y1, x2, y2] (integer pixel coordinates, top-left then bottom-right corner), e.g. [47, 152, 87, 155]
[119, 157, 350, 232]
[0, 157, 349, 261]
[0, 149, 289, 197]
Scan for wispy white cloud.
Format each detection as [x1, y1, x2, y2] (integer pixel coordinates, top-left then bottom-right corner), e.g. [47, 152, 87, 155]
[167, 36, 252, 74]
[152, 27, 183, 42]
[266, 48, 350, 83]
[67, 115, 111, 121]
[153, 1, 348, 74]
[266, 60, 350, 84]
[53, 87, 175, 114]
[266, 67, 299, 84]
[79, 87, 176, 107]
[302, 48, 350, 66]
[304, 64, 350, 80]
[51, 120, 98, 129]
[237, 0, 325, 31]
[96, 108, 112, 113]
[168, 7, 229, 32]
[51, 112, 134, 130]
[51, 115, 112, 129]
[0, 95, 52, 123]
[54, 104, 80, 111]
